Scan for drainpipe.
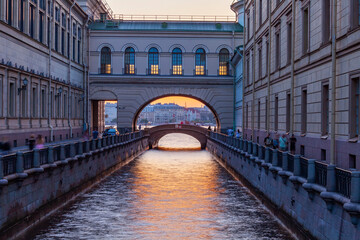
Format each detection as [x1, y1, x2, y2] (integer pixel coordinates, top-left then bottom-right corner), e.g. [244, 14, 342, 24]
[290, 0, 296, 134]
[48, 0, 54, 141]
[83, 16, 90, 135]
[231, 48, 243, 133]
[252, 1, 256, 141]
[242, 3, 246, 138]
[266, 1, 271, 132]
[330, 0, 337, 165]
[68, 1, 76, 138]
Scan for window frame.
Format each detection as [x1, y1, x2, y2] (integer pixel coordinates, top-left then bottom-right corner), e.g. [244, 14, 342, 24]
[195, 48, 206, 76]
[219, 48, 230, 76]
[100, 47, 112, 74]
[148, 47, 159, 75]
[124, 47, 135, 75]
[172, 48, 183, 75]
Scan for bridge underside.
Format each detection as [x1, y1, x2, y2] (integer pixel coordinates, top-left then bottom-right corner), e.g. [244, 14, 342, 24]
[145, 124, 209, 150]
[89, 76, 234, 133]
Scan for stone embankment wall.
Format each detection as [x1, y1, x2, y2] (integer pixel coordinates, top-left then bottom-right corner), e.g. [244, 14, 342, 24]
[0, 134, 149, 240]
[207, 135, 360, 240]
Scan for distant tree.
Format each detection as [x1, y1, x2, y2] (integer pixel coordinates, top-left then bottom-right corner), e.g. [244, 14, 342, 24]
[111, 118, 117, 123]
[139, 118, 149, 124]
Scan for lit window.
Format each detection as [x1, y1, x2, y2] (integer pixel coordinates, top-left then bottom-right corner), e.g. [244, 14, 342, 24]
[172, 48, 182, 75]
[100, 47, 111, 74]
[219, 48, 229, 76]
[148, 48, 159, 75]
[195, 48, 206, 75]
[125, 47, 135, 74]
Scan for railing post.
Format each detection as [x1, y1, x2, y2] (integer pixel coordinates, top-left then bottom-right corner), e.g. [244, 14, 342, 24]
[350, 172, 360, 203]
[282, 152, 288, 171]
[253, 143, 258, 156]
[70, 143, 76, 158]
[293, 155, 301, 176]
[60, 145, 66, 161]
[48, 146, 54, 164]
[97, 138, 102, 149]
[0, 156, 4, 179]
[240, 139, 243, 150]
[92, 139, 96, 150]
[78, 141, 83, 155]
[85, 140, 90, 153]
[272, 149, 278, 166]
[265, 147, 270, 163]
[16, 152, 24, 174]
[326, 165, 337, 192]
[258, 146, 263, 159]
[307, 159, 316, 183]
[248, 141, 252, 154]
[33, 149, 40, 168]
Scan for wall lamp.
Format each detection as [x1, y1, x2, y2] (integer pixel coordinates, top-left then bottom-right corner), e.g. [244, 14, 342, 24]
[18, 78, 28, 95]
[55, 87, 63, 97]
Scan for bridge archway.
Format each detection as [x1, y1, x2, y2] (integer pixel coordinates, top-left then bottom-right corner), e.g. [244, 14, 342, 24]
[133, 94, 220, 131]
[145, 124, 209, 149]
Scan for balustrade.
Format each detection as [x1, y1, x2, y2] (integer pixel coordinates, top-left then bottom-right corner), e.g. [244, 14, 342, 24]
[208, 132, 354, 201]
[0, 131, 144, 178]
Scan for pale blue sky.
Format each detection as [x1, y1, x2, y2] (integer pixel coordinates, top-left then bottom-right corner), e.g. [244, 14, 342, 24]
[106, 0, 235, 16]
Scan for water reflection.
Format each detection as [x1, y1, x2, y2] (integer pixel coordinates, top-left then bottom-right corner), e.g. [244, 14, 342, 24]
[31, 134, 293, 240]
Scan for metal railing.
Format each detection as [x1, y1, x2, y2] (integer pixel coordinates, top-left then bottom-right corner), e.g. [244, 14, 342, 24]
[112, 14, 236, 22]
[208, 132, 355, 199]
[315, 161, 327, 187]
[0, 131, 144, 178]
[335, 168, 351, 198]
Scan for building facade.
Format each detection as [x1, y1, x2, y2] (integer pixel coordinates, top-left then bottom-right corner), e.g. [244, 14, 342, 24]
[240, 0, 360, 170]
[88, 17, 243, 133]
[0, 0, 109, 147]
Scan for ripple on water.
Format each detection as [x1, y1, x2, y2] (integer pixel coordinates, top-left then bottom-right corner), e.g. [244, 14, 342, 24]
[31, 134, 294, 240]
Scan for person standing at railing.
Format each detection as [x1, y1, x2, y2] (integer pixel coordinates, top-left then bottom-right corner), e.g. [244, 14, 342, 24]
[272, 134, 279, 149]
[35, 135, 45, 149]
[236, 129, 241, 138]
[264, 133, 273, 148]
[92, 128, 99, 139]
[0, 137, 11, 155]
[28, 134, 36, 150]
[279, 134, 288, 151]
[289, 134, 297, 154]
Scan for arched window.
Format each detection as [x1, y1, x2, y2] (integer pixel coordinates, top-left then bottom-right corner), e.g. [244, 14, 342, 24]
[100, 47, 111, 74]
[195, 48, 206, 75]
[172, 48, 182, 75]
[219, 48, 230, 76]
[125, 47, 135, 74]
[148, 47, 159, 75]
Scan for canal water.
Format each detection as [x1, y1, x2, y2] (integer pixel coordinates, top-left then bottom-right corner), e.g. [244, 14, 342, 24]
[31, 134, 294, 240]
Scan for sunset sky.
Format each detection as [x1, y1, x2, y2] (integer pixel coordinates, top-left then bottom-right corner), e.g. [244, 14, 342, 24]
[151, 97, 204, 108]
[106, 0, 234, 16]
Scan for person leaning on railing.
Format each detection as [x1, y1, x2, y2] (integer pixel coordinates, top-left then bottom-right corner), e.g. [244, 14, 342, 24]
[0, 137, 11, 155]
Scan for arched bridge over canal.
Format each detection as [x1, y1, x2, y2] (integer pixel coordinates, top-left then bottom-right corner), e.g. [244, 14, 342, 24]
[144, 124, 209, 149]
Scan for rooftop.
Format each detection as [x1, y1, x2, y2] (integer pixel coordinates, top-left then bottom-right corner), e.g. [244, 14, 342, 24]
[90, 17, 243, 32]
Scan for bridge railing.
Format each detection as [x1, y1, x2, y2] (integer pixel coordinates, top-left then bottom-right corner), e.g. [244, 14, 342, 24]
[0, 131, 144, 179]
[208, 132, 356, 200]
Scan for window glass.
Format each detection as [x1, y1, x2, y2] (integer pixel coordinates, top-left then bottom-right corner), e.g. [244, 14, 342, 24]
[125, 47, 135, 74]
[219, 48, 229, 76]
[100, 47, 111, 74]
[195, 48, 206, 75]
[172, 48, 182, 75]
[148, 48, 159, 75]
